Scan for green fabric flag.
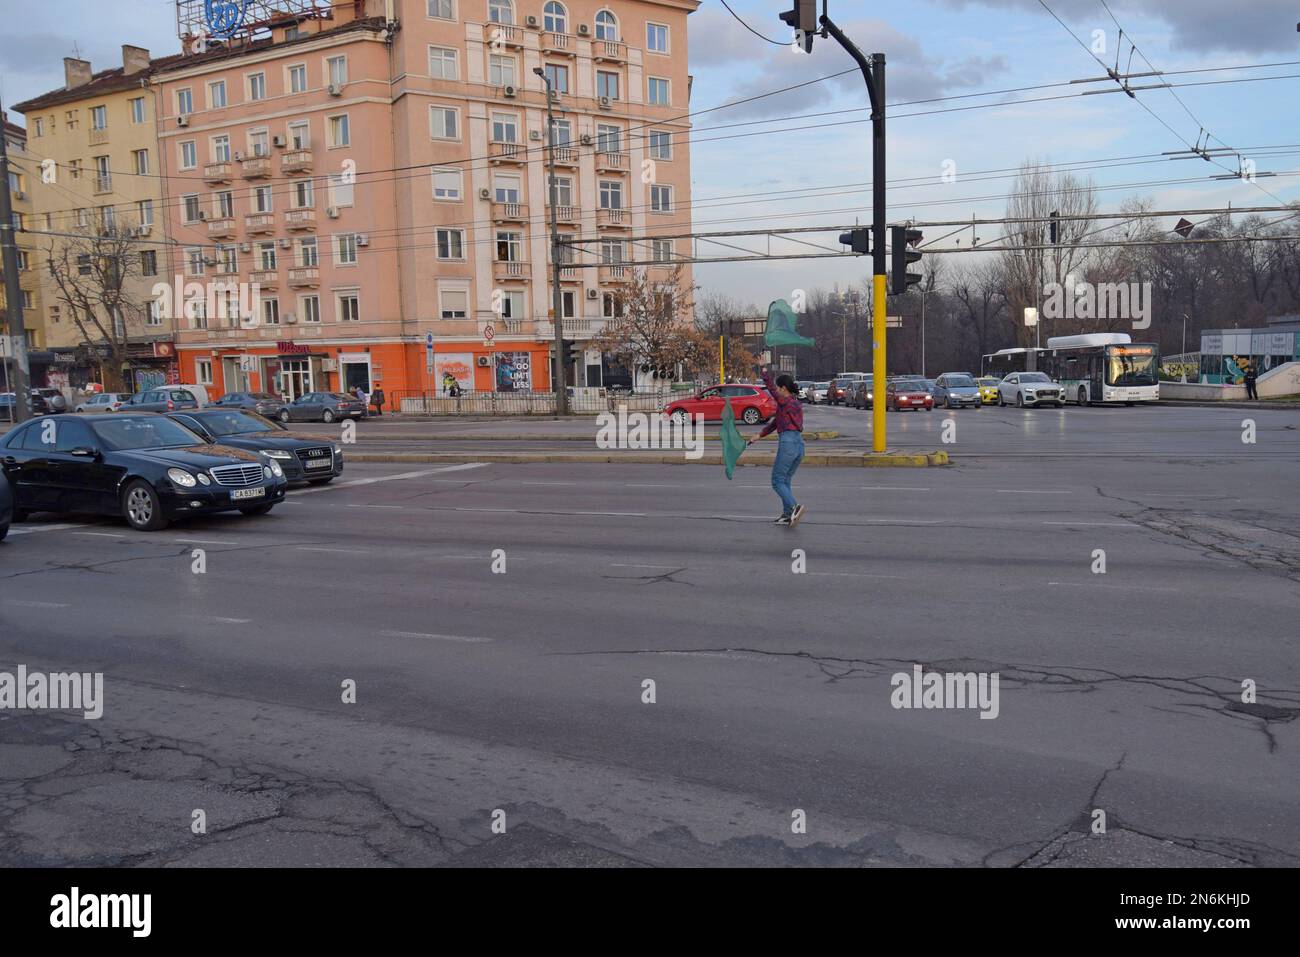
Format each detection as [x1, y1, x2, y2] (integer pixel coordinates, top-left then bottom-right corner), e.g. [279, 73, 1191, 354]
[765, 298, 815, 348]
[720, 396, 747, 480]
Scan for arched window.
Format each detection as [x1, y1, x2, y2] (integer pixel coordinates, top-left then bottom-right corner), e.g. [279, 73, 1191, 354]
[543, 1, 567, 33]
[488, 0, 514, 25]
[595, 10, 618, 42]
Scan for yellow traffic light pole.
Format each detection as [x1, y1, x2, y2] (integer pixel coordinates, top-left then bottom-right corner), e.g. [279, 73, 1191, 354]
[872, 273, 887, 452]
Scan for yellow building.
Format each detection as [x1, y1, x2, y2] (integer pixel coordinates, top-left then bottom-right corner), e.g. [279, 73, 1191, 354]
[2, 114, 43, 385]
[14, 47, 182, 390]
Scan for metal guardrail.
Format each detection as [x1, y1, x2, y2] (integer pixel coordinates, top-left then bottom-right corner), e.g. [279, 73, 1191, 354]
[393, 389, 676, 416]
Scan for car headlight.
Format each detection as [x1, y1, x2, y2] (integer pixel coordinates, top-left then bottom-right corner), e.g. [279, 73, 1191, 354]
[197, 473, 211, 486]
[259, 449, 293, 460]
[331, 443, 342, 455]
[167, 468, 197, 488]
[266, 460, 283, 478]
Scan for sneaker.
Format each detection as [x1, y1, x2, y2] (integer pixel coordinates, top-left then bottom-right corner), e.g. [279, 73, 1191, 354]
[775, 515, 792, 526]
[789, 504, 806, 528]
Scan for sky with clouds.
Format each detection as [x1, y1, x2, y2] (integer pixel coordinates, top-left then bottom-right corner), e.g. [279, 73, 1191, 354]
[2, 0, 1297, 304]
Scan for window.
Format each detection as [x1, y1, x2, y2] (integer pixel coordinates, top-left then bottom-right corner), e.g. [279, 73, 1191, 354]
[600, 239, 624, 263]
[298, 237, 318, 267]
[596, 71, 620, 100]
[595, 10, 618, 41]
[327, 56, 347, 88]
[176, 88, 193, 115]
[100, 206, 116, 232]
[133, 149, 149, 175]
[33, 118, 44, 137]
[289, 65, 307, 93]
[489, 54, 516, 88]
[208, 80, 227, 108]
[652, 239, 673, 263]
[301, 295, 321, 323]
[69, 159, 81, 180]
[329, 173, 354, 207]
[430, 107, 458, 139]
[130, 97, 145, 123]
[328, 114, 349, 147]
[596, 124, 621, 153]
[439, 289, 468, 319]
[427, 0, 454, 20]
[429, 46, 458, 79]
[219, 245, 238, 273]
[293, 179, 314, 208]
[50, 305, 60, 324]
[212, 134, 230, 162]
[437, 229, 464, 259]
[649, 130, 672, 160]
[197, 360, 213, 385]
[137, 199, 154, 226]
[185, 247, 205, 276]
[91, 105, 107, 130]
[289, 121, 310, 150]
[491, 112, 518, 144]
[648, 77, 670, 105]
[21, 290, 34, 310]
[189, 298, 207, 329]
[254, 185, 273, 212]
[93, 155, 111, 192]
[75, 209, 89, 228]
[259, 242, 277, 270]
[496, 230, 522, 262]
[216, 190, 234, 219]
[180, 140, 197, 169]
[602, 292, 623, 318]
[337, 292, 360, 322]
[65, 109, 79, 129]
[147, 299, 163, 326]
[248, 72, 266, 101]
[16, 250, 29, 271]
[77, 253, 92, 276]
[549, 118, 572, 146]
[650, 184, 672, 212]
[647, 23, 669, 53]
[488, 0, 514, 25]
[493, 172, 521, 203]
[544, 63, 569, 94]
[432, 167, 462, 201]
[336, 233, 358, 265]
[499, 290, 524, 320]
[560, 289, 576, 319]
[551, 175, 573, 206]
[544, 2, 567, 33]
[262, 298, 280, 325]
[599, 180, 623, 210]
[249, 130, 269, 157]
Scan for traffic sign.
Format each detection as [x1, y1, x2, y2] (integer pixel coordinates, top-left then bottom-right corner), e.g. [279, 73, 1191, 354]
[483, 323, 496, 341]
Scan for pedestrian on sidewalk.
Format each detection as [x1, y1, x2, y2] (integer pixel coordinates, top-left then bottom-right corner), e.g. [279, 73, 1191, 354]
[1244, 363, 1258, 401]
[355, 385, 369, 418]
[748, 366, 806, 527]
[371, 383, 386, 416]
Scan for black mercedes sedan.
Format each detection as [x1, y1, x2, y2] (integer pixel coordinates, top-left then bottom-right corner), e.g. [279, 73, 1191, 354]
[0, 468, 11, 541]
[166, 409, 343, 485]
[0, 414, 288, 532]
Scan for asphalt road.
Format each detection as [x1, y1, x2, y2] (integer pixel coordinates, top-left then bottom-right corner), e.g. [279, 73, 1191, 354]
[1, 414, 1298, 866]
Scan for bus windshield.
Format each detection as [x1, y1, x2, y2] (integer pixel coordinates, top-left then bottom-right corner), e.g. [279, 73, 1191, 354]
[1106, 347, 1157, 386]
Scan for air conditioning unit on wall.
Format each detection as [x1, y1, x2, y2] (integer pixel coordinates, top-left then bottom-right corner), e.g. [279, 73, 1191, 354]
[578, 24, 590, 36]
[476, 355, 491, 367]
[586, 288, 599, 299]
[525, 15, 539, 28]
[478, 187, 491, 200]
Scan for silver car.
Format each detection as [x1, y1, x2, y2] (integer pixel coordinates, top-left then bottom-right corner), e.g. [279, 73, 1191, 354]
[998, 371, 1065, 408]
[932, 373, 983, 409]
[75, 392, 131, 413]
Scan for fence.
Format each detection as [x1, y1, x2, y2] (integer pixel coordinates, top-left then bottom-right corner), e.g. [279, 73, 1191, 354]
[393, 389, 682, 416]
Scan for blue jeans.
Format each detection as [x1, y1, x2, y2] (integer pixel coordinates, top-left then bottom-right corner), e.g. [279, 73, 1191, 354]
[771, 430, 804, 515]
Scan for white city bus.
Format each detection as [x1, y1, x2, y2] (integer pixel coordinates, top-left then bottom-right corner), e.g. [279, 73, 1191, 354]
[1041, 333, 1160, 405]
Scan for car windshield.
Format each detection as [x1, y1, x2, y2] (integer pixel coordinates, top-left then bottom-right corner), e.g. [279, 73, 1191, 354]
[92, 416, 205, 451]
[815, 382, 829, 388]
[1021, 372, 1051, 383]
[896, 380, 925, 390]
[978, 378, 1000, 386]
[947, 375, 976, 387]
[1106, 348, 1157, 386]
[195, 411, 276, 436]
[250, 393, 279, 401]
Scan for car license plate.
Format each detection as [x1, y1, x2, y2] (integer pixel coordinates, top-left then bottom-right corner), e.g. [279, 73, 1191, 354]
[305, 458, 331, 470]
[230, 487, 265, 501]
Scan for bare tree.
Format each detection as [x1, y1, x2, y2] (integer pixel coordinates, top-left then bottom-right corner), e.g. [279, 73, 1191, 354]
[951, 257, 1010, 363]
[594, 265, 703, 389]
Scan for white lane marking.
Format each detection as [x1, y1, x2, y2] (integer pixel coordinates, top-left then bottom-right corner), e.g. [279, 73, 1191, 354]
[996, 489, 1071, 494]
[379, 630, 491, 643]
[611, 563, 681, 569]
[75, 531, 126, 538]
[297, 546, 370, 554]
[520, 481, 578, 486]
[347, 504, 404, 509]
[204, 616, 252, 624]
[290, 463, 488, 495]
[173, 538, 238, 546]
[7, 523, 94, 536]
[453, 507, 648, 517]
[625, 483, 680, 488]
[1047, 582, 1179, 592]
[5, 599, 69, 608]
[807, 572, 907, 580]
[1041, 521, 1139, 528]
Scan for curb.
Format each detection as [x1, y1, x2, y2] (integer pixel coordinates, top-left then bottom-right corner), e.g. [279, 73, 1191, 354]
[348, 450, 948, 467]
[336, 429, 842, 442]
[1157, 399, 1300, 410]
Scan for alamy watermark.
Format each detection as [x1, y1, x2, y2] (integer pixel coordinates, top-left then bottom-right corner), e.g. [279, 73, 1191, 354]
[595, 406, 704, 459]
[0, 665, 103, 719]
[1042, 277, 1151, 329]
[890, 664, 1000, 719]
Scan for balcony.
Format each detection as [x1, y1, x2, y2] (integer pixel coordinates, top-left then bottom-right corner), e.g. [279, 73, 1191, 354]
[551, 146, 579, 167]
[241, 156, 272, 178]
[93, 174, 113, 195]
[89, 128, 109, 146]
[541, 31, 575, 56]
[493, 259, 529, 282]
[487, 24, 523, 48]
[599, 264, 631, 284]
[244, 213, 275, 234]
[488, 140, 527, 164]
[550, 204, 581, 224]
[249, 269, 277, 288]
[595, 151, 628, 172]
[285, 208, 316, 230]
[491, 201, 528, 223]
[287, 267, 319, 288]
[593, 40, 627, 62]
[206, 217, 236, 239]
[203, 162, 233, 184]
[281, 149, 313, 173]
[555, 265, 582, 283]
[596, 208, 630, 229]
[563, 317, 606, 339]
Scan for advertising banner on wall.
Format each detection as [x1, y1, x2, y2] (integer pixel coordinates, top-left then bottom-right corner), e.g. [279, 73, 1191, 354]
[495, 351, 532, 392]
[434, 353, 474, 392]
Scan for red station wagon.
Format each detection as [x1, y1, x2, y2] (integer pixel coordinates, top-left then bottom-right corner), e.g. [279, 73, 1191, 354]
[664, 384, 777, 425]
[886, 379, 935, 411]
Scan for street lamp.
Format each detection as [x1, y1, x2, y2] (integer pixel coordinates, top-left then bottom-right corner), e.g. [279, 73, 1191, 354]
[533, 66, 568, 414]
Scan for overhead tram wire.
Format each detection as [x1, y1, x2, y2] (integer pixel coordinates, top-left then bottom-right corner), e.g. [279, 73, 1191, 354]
[718, 0, 790, 46]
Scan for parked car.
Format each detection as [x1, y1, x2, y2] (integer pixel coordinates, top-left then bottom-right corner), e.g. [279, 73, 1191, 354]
[886, 379, 934, 411]
[75, 392, 131, 413]
[210, 391, 288, 418]
[122, 388, 201, 413]
[796, 380, 814, 401]
[975, 377, 1001, 405]
[33, 388, 68, 413]
[810, 381, 830, 404]
[167, 409, 343, 485]
[0, 469, 10, 541]
[931, 373, 983, 409]
[664, 384, 776, 425]
[998, 371, 1065, 408]
[849, 380, 874, 409]
[278, 392, 368, 423]
[0, 393, 23, 421]
[170, 384, 210, 408]
[0, 413, 287, 531]
[827, 377, 858, 405]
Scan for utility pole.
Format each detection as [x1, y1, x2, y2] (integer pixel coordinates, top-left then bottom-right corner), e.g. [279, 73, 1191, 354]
[0, 102, 32, 423]
[534, 67, 568, 415]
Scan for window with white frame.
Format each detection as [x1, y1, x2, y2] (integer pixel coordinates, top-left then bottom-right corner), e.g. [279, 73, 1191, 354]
[146, 299, 163, 326]
[262, 298, 280, 325]
[329, 172, 354, 207]
[496, 230, 522, 262]
[432, 167, 462, 201]
[293, 179, 314, 208]
[327, 56, 347, 88]
[249, 129, 269, 156]
[176, 88, 193, 114]
[289, 121, 309, 149]
[189, 297, 208, 329]
[289, 64, 307, 93]
[254, 185, 273, 212]
[300, 294, 321, 323]
[489, 54, 516, 88]
[647, 22, 669, 53]
[649, 130, 672, 160]
[596, 123, 620, 152]
[219, 245, 238, 273]
[258, 242, 277, 270]
[430, 107, 458, 139]
[208, 80, 227, 108]
[197, 359, 213, 384]
[429, 46, 458, 79]
[129, 97, 145, 123]
[548, 118, 571, 146]
[491, 112, 518, 144]
[180, 140, 197, 169]
[216, 190, 234, 219]
[499, 290, 525, 321]
[182, 194, 201, 223]
[602, 291, 623, 318]
[212, 134, 230, 162]
[599, 180, 623, 210]
[33, 118, 44, 137]
[544, 63, 569, 94]
[133, 149, 149, 174]
[185, 247, 205, 276]
[560, 289, 577, 319]
[551, 175, 573, 206]
[544, 1, 567, 33]
[298, 237, 318, 267]
[336, 233, 358, 265]
[437, 228, 464, 259]
[427, 0, 454, 20]
[488, 0, 514, 24]
[439, 288, 468, 319]
[600, 239, 624, 263]
[137, 199, 153, 226]
[652, 238, 673, 263]
[327, 114, 349, 147]
[648, 77, 670, 105]
[91, 105, 107, 130]
[248, 72, 266, 101]
[595, 10, 618, 41]
[337, 291, 360, 322]
[650, 184, 672, 213]
[596, 71, 620, 100]
[141, 249, 157, 276]
[493, 172, 521, 203]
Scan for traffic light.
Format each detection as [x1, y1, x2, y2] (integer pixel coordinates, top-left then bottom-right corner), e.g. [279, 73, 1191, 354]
[839, 227, 870, 255]
[779, 0, 817, 52]
[560, 339, 576, 368]
[890, 225, 923, 295]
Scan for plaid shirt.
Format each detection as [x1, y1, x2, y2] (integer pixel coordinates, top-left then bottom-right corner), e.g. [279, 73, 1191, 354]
[758, 369, 804, 438]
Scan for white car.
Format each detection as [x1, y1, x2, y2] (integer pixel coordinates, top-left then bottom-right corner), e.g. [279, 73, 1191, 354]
[75, 392, 131, 413]
[998, 372, 1065, 408]
[811, 381, 830, 403]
